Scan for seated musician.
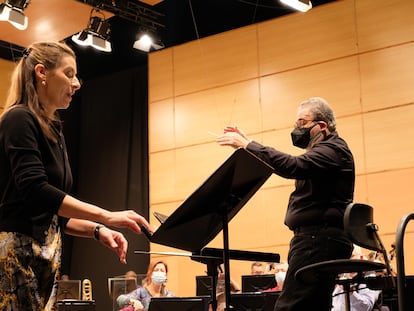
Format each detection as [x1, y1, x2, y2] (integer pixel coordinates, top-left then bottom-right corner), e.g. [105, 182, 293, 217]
[264, 261, 289, 292]
[215, 265, 241, 311]
[251, 262, 265, 275]
[117, 260, 175, 311]
[331, 249, 383, 311]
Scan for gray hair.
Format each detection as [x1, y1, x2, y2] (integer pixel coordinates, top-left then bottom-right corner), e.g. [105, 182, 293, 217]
[299, 97, 336, 131]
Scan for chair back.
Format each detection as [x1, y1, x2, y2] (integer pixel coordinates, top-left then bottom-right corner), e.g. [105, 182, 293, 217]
[344, 202, 395, 289]
[344, 203, 381, 252]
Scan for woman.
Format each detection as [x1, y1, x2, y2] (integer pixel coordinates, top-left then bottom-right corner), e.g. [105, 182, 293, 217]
[0, 41, 151, 310]
[117, 260, 175, 311]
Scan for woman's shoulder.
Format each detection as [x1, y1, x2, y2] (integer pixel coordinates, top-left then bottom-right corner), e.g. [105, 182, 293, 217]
[0, 107, 41, 137]
[1, 106, 36, 124]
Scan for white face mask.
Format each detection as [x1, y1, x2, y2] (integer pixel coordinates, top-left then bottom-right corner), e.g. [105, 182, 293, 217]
[275, 271, 286, 284]
[151, 271, 167, 285]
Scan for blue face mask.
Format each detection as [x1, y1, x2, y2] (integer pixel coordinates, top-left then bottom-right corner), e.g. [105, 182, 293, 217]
[151, 271, 167, 285]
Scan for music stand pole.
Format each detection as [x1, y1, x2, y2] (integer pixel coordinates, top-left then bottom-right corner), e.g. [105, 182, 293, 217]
[206, 261, 220, 311]
[222, 201, 232, 311]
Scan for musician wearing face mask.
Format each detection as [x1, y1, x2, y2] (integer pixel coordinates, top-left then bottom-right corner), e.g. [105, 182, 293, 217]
[216, 97, 355, 311]
[117, 260, 175, 311]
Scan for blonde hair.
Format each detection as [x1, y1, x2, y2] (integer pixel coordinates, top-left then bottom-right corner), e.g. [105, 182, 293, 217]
[2, 41, 76, 142]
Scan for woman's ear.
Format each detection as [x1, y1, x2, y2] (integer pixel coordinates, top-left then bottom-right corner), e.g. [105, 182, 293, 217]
[34, 63, 46, 83]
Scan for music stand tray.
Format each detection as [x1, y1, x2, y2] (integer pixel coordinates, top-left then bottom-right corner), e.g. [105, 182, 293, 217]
[141, 148, 274, 252]
[56, 280, 81, 301]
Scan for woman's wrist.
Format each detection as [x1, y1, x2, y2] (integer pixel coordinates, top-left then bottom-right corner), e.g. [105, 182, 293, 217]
[93, 224, 105, 240]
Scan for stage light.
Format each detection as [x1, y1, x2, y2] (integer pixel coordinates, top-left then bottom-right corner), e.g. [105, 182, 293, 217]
[72, 9, 111, 53]
[0, 0, 29, 30]
[133, 30, 164, 53]
[280, 0, 312, 12]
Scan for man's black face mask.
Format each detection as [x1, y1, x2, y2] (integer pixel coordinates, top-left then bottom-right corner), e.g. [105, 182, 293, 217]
[290, 123, 318, 149]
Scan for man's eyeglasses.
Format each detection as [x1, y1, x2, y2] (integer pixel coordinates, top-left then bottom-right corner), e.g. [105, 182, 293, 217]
[294, 118, 315, 128]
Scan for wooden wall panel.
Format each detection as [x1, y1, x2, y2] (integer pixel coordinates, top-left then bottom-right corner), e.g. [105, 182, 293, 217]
[260, 57, 362, 131]
[366, 169, 414, 232]
[364, 105, 414, 173]
[260, 187, 295, 249]
[149, 150, 177, 203]
[149, 99, 175, 152]
[0, 59, 15, 109]
[354, 174, 369, 203]
[258, 0, 357, 76]
[148, 49, 174, 102]
[174, 80, 262, 147]
[338, 115, 366, 174]
[172, 26, 259, 96]
[226, 192, 272, 249]
[360, 43, 414, 112]
[174, 144, 233, 198]
[356, 0, 414, 52]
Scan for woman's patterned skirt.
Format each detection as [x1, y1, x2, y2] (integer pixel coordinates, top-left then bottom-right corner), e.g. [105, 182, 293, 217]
[0, 215, 62, 311]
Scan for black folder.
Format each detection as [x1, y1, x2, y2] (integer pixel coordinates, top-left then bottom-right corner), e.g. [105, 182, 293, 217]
[141, 148, 273, 252]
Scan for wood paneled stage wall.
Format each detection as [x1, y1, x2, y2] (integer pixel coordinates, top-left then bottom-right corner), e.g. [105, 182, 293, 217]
[147, 0, 414, 296]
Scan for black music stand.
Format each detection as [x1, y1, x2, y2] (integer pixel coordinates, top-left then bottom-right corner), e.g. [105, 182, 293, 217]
[242, 274, 278, 292]
[138, 148, 274, 311]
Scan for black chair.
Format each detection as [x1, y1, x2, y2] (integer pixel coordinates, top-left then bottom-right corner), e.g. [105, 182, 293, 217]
[396, 213, 414, 311]
[295, 203, 395, 311]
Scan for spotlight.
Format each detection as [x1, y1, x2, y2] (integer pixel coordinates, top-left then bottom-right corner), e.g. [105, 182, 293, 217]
[0, 0, 29, 30]
[133, 30, 164, 53]
[72, 9, 111, 53]
[280, 0, 312, 12]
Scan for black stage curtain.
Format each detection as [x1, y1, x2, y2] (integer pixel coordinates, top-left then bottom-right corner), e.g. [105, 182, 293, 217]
[62, 65, 149, 311]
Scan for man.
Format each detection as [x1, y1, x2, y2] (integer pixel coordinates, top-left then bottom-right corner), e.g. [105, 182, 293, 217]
[251, 262, 265, 275]
[216, 97, 355, 310]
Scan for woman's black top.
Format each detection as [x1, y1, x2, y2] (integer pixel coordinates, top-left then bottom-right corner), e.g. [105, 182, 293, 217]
[0, 106, 72, 243]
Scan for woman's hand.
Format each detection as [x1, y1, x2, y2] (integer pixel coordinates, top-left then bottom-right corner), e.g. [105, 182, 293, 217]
[105, 210, 154, 236]
[130, 298, 144, 311]
[59, 196, 154, 236]
[98, 226, 129, 264]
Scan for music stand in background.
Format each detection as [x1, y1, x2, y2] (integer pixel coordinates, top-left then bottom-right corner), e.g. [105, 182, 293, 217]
[196, 276, 213, 297]
[148, 296, 210, 311]
[108, 277, 138, 311]
[137, 148, 274, 311]
[230, 292, 280, 311]
[56, 280, 81, 301]
[241, 274, 277, 292]
[108, 277, 138, 299]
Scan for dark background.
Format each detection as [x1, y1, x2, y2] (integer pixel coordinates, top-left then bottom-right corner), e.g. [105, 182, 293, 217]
[60, 66, 150, 310]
